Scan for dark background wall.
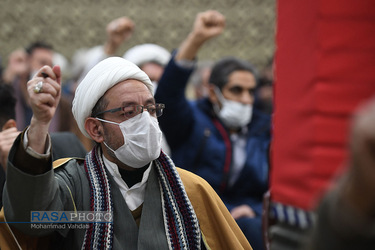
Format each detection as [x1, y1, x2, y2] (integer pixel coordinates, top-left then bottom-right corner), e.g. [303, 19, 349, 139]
[0, 0, 275, 72]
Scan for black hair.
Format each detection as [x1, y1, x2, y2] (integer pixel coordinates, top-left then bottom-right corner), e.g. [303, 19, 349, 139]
[25, 41, 53, 55]
[0, 83, 16, 128]
[209, 57, 258, 90]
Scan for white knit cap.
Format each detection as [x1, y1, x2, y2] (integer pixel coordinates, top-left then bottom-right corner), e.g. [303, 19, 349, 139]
[123, 43, 171, 67]
[72, 57, 153, 138]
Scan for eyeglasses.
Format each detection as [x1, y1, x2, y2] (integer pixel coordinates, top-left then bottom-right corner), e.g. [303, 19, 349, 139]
[94, 103, 165, 119]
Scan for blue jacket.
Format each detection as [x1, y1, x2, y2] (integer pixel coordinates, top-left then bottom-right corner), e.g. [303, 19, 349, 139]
[155, 56, 271, 215]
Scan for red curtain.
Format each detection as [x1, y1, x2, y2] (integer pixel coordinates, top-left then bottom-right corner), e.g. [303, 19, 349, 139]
[271, 0, 375, 210]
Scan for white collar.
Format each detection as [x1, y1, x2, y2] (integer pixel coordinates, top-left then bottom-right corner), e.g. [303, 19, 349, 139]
[103, 155, 152, 211]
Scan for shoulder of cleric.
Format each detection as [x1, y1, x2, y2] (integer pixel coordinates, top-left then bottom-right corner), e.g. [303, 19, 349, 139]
[53, 157, 85, 169]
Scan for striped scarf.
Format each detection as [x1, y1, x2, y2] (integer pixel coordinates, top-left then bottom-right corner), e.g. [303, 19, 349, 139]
[82, 146, 201, 249]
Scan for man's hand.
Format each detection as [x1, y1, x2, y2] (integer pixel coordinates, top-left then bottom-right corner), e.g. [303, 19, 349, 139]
[104, 16, 135, 55]
[230, 204, 256, 219]
[27, 65, 61, 154]
[0, 127, 20, 168]
[191, 10, 226, 45]
[176, 10, 225, 61]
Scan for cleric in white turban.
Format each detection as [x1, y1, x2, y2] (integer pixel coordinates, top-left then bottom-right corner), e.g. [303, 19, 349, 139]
[123, 44, 171, 92]
[123, 43, 171, 68]
[3, 56, 251, 250]
[72, 57, 153, 138]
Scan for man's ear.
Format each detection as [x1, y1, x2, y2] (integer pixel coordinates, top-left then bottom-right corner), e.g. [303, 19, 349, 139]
[85, 118, 104, 143]
[2, 119, 17, 131]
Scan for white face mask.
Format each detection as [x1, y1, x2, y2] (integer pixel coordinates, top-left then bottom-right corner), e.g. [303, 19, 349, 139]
[97, 112, 162, 168]
[213, 87, 253, 129]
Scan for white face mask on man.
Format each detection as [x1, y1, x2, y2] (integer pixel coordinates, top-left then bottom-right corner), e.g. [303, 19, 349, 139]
[213, 87, 253, 129]
[97, 112, 162, 168]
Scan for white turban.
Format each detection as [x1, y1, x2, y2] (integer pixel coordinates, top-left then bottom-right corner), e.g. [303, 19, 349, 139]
[72, 56, 153, 138]
[123, 43, 171, 67]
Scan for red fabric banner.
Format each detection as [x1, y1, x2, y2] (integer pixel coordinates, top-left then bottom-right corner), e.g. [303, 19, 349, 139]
[271, 0, 375, 210]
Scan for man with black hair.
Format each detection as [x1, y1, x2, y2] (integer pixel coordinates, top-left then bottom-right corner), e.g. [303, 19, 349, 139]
[155, 10, 271, 250]
[12, 41, 55, 131]
[2, 42, 53, 87]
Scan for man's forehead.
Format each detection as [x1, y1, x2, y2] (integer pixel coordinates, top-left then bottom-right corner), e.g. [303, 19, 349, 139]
[31, 48, 53, 57]
[225, 71, 256, 88]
